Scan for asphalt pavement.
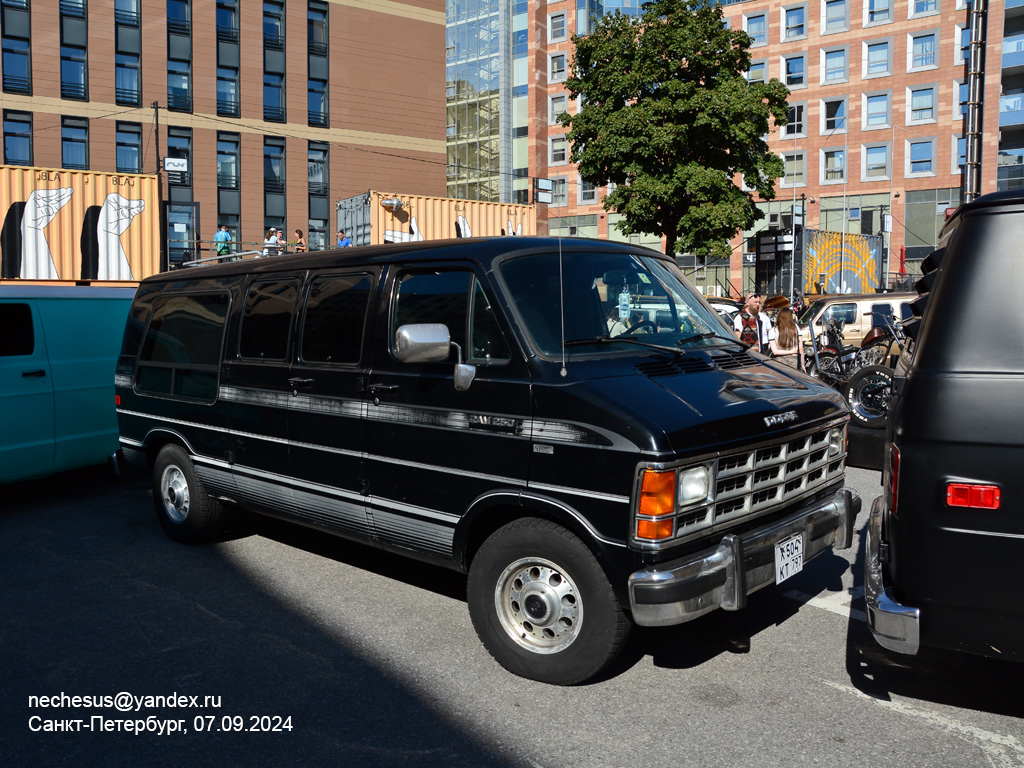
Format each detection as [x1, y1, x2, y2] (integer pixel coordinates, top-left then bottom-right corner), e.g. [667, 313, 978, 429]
[2, 462, 1022, 768]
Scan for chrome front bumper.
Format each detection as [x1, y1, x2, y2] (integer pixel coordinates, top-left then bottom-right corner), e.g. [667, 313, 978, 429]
[629, 488, 860, 627]
[864, 495, 920, 654]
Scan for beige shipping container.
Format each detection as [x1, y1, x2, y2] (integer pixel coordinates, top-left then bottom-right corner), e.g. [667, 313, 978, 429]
[0, 165, 161, 284]
[337, 190, 536, 247]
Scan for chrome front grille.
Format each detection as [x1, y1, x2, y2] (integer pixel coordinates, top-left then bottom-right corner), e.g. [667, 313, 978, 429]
[678, 423, 846, 537]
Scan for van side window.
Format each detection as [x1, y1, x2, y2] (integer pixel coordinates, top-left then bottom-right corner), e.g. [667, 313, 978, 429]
[136, 293, 230, 402]
[0, 304, 34, 356]
[470, 278, 511, 363]
[821, 303, 856, 325]
[240, 279, 299, 361]
[300, 273, 372, 364]
[393, 270, 470, 362]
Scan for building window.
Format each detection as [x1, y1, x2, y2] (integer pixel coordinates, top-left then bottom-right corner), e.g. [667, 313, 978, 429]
[785, 103, 805, 136]
[824, 0, 847, 32]
[747, 59, 767, 83]
[911, 33, 936, 69]
[784, 6, 805, 39]
[308, 79, 328, 127]
[550, 54, 566, 82]
[745, 13, 766, 45]
[784, 55, 805, 87]
[3, 110, 32, 165]
[116, 122, 142, 173]
[823, 149, 845, 182]
[549, 12, 566, 42]
[217, 0, 238, 42]
[115, 53, 141, 106]
[866, 40, 890, 76]
[912, 0, 937, 14]
[957, 26, 970, 65]
[264, 139, 285, 193]
[910, 86, 935, 122]
[957, 81, 969, 118]
[954, 136, 967, 172]
[167, 128, 191, 186]
[308, 3, 328, 55]
[61, 46, 88, 100]
[551, 177, 568, 207]
[867, 0, 890, 23]
[61, 118, 89, 171]
[579, 178, 597, 205]
[308, 142, 328, 195]
[783, 152, 806, 186]
[909, 139, 934, 174]
[824, 98, 846, 132]
[866, 92, 889, 127]
[217, 67, 239, 117]
[264, 73, 285, 122]
[217, 133, 239, 189]
[264, 1, 285, 50]
[864, 144, 889, 178]
[550, 94, 567, 124]
[114, 0, 140, 26]
[167, 59, 191, 111]
[550, 136, 568, 165]
[168, 0, 190, 34]
[2, 37, 30, 94]
[824, 48, 846, 81]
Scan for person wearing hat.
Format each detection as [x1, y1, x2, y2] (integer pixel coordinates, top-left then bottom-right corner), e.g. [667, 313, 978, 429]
[733, 293, 774, 354]
[262, 227, 280, 257]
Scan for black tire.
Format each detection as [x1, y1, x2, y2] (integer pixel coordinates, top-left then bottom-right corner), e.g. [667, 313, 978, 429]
[467, 518, 631, 685]
[845, 365, 895, 430]
[152, 444, 223, 543]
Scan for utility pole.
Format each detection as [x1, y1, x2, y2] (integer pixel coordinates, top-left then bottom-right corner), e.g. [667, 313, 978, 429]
[963, 0, 987, 202]
[153, 101, 167, 271]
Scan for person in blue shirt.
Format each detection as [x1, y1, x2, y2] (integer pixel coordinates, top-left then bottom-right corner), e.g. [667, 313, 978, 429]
[213, 225, 232, 256]
[336, 229, 353, 247]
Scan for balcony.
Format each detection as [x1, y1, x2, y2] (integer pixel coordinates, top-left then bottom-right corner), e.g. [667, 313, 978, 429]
[308, 111, 328, 128]
[116, 87, 141, 107]
[167, 170, 191, 187]
[264, 105, 286, 122]
[264, 33, 284, 51]
[3, 74, 31, 95]
[264, 178, 285, 193]
[308, 181, 329, 195]
[217, 172, 238, 190]
[115, 8, 140, 26]
[217, 99, 240, 117]
[61, 81, 88, 100]
[167, 93, 192, 112]
[59, 0, 86, 17]
[217, 26, 239, 43]
[1000, 94, 1024, 127]
[168, 18, 191, 36]
[308, 41, 328, 56]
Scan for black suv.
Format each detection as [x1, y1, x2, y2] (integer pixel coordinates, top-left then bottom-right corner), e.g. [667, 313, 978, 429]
[866, 190, 1024, 661]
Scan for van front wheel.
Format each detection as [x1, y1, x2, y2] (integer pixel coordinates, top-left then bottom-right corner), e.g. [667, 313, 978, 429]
[467, 518, 630, 685]
[152, 445, 223, 543]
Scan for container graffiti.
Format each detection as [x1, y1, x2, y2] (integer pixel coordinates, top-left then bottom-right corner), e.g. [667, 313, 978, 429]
[337, 190, 536, 247]
[801, 229, 883, 295]
[0, 165, 161, 283]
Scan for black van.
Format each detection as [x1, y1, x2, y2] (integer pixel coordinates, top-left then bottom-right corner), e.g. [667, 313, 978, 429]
[866, 190, 1024, 662]
[115, 237, 859, 684]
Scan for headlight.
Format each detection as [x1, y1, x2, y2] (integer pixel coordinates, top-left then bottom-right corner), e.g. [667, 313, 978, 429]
[678, 464, 711, 506]
[828, 426, 844, 457]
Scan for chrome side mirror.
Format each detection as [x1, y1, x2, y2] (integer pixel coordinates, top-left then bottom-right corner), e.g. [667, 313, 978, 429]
[395, 323, 451, 363]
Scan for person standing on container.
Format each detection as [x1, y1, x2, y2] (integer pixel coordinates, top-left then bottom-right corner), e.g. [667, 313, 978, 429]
[336, 229, 353, 247]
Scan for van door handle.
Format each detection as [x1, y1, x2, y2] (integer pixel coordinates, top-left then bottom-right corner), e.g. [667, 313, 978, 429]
[22, 369, 47, 378]
[287, 377, 314, 387]
[368, 383, 398, 395]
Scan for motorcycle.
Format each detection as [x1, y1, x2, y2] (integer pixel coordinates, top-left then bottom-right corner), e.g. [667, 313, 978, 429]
[844, 313, 906, 429]
[804, 318, 860, 388]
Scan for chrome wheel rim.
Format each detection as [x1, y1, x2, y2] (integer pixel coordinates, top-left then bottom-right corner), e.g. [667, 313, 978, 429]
[160, 464, 190, 524]
[852, 374, 891, 419]
[494, 557, 582, 654]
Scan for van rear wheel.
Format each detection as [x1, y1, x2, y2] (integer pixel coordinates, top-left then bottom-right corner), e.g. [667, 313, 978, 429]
[467, 518, 630, 685]
[152, 444, 223, 543]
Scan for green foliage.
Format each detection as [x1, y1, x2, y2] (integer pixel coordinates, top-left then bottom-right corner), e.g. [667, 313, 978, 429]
[559, 0, 789, 260]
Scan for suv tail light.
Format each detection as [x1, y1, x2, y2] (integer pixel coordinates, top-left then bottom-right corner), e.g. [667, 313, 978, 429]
[946, 483, 1001, 510]
[884, 443, 900, 515]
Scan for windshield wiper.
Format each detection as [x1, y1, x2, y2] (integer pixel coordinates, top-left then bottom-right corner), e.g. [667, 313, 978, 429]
[563, 335, 691, 355]
[676, 331, 749, 349]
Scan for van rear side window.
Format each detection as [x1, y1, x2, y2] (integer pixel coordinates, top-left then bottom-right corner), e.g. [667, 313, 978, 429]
[300, 273, 372, 364]
[136, 293, 229, 401]
[0, 303, 33, 356]
[240, 279, 299, 361]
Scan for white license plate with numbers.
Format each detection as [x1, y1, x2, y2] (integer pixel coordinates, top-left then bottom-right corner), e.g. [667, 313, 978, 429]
[774, 534, 803, 583]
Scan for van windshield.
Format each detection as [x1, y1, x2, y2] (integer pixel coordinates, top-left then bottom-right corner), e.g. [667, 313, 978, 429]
[498, 250, 735, 357]
[799, 300, 826, 325]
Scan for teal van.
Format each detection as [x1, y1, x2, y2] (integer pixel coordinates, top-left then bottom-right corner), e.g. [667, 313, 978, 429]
[0, 285, 135, 484]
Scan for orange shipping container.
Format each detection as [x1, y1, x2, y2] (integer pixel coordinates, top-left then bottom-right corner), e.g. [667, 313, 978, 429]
[337, 191, 536, 246]
[0, 164, 161, 283]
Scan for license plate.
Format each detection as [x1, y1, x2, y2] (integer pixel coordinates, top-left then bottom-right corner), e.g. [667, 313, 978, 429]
[774, 534, 803, 583]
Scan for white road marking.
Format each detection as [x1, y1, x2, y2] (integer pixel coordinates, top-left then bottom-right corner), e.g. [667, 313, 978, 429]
[783, 586, 866, 622]
[825, 680, 1024, 768]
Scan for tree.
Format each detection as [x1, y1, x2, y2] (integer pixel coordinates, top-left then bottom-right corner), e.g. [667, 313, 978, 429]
[559, 0, 790, 260]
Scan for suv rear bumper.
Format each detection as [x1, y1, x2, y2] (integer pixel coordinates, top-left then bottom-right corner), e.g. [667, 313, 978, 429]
[628, 488, 860, 627]
[864, 495, 921, 654]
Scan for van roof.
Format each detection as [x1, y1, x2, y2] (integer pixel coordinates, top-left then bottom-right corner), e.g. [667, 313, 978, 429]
[141, 236, 661, 284]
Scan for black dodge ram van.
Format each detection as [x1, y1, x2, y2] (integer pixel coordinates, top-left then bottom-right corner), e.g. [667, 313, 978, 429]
[866, 190, 1024, 662]
[115, 237, 859, 684]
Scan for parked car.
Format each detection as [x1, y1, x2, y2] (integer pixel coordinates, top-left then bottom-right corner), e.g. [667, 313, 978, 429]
[116, 237, 859, 684]
[866, 189, 1024, 662]
[0, 285, 135, 483]
[704, 296, 743, 326]
[798, 293, 915, 348]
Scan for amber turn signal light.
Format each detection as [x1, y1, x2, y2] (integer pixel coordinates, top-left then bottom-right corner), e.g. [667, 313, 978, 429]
[636, 518, 674, 541]
[639, 470, 675, 517]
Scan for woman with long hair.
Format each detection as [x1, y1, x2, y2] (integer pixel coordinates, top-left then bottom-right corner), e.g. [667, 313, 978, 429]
[293, 228, 307, 253]
[770, 308, 805, 371]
